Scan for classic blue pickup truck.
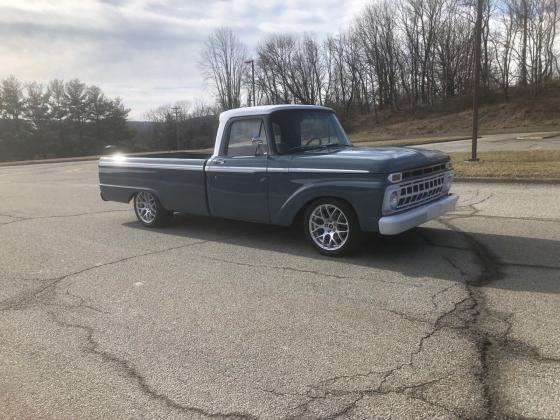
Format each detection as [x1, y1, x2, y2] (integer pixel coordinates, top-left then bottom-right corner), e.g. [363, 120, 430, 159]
[99, 105, 458, 255]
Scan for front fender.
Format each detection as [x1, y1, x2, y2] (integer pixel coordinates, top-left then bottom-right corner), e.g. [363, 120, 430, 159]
[272, 178, 386, 232]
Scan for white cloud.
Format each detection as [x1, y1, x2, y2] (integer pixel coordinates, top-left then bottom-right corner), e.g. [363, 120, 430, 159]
[0, 0, 370, 119]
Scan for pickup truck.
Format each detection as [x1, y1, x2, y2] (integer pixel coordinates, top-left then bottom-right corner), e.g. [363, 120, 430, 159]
[99, 105, 458, 256]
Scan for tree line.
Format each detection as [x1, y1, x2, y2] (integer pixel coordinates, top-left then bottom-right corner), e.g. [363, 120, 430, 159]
[201, 0, 560, 115]
[0, 76, 132, 161]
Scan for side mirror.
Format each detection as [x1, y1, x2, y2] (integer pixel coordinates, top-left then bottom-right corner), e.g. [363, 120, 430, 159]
[251, 137, 267, 156]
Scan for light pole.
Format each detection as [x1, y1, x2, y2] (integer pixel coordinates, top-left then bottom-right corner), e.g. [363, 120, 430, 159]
[244, 59, 255, 107]
[471, 0, 484, 161]
[171, 105, 181, 150]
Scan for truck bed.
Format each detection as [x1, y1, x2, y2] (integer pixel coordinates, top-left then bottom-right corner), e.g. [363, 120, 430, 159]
[99, 152, 211, 216]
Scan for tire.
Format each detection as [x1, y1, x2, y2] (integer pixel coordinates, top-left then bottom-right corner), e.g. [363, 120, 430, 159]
[133, 191, 173, 227]
[303, 198, 362, 256]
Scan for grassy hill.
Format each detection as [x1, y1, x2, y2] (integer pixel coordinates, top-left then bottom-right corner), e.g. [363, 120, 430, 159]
[345, 85, 560, 142]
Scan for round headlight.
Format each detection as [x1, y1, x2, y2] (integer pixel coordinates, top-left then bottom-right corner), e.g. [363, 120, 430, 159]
[389, 190, 399, 209]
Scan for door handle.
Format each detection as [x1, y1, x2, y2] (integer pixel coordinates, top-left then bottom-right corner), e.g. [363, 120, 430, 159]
[213, 158, 225, 165]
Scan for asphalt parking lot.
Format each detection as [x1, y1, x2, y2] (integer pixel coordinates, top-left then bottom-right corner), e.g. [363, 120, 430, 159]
[1, 161, 559, 419]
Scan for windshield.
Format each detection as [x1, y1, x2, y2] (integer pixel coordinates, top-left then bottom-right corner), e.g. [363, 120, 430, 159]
[269, 110, 351, 154]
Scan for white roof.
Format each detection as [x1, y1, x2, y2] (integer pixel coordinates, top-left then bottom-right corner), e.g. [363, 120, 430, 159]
[219, 104, 333, 121]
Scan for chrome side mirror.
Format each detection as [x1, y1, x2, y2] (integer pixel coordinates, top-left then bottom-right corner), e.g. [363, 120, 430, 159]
[251, 137, 267, 156]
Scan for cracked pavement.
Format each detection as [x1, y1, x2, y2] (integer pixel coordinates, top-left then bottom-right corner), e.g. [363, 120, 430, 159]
[1, 161, 559, 419]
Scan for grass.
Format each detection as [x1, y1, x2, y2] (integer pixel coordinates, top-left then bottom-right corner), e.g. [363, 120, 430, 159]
[449, 151, 560, 179]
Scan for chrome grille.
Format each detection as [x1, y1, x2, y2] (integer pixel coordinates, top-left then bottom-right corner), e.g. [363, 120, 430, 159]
[396, 173, 446, 210]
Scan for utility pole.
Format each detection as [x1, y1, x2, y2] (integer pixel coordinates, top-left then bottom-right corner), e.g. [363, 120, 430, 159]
[171, 105, 181, 150]
[471, 0, 484, 161]
[244, 59, 255, 107]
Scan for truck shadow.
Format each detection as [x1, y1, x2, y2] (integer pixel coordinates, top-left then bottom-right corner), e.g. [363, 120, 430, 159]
[122, 213, 560, 294]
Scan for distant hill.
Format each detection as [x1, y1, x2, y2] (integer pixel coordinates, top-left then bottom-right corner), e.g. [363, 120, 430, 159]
[344, 84, 560, 140]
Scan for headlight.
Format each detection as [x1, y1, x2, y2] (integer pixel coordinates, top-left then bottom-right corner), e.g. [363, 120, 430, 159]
[444, 173, 453, 190]
[389, 190, 399, 209]
[445, 161, 453, 170]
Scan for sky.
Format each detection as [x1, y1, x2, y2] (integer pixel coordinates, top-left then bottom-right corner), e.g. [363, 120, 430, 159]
[0, 0, 369, 119]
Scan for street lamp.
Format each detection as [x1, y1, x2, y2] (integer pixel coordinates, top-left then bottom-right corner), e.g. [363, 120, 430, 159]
[171, 105, 181, 150]
[244, 59, 255, 107]
[470, 0, 483, 162]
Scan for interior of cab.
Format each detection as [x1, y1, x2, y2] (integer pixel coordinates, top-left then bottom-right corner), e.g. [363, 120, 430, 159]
[269, 110, 350, 154]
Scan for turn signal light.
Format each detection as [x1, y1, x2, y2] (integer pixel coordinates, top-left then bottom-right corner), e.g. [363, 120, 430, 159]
[388, 172, 402, 183]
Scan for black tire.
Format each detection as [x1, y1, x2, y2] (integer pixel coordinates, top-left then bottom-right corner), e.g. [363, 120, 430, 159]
[133, 191, 173, 227]
[303, 198, 362, 256]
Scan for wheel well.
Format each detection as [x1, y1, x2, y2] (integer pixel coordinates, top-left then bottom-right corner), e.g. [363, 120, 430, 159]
[292, 196, 359, 228]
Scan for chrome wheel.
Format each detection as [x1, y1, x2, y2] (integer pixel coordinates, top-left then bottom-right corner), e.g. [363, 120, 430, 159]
[135, 191, 157, 224]
[308, 204, 349, 251]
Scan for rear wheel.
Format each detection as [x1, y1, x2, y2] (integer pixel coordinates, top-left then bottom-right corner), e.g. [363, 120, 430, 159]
[133, 191, 172, 227]
[304, 198, 362, 256]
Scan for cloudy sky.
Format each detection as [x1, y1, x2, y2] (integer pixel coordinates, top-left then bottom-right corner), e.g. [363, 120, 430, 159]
[0, 0, 369, 119]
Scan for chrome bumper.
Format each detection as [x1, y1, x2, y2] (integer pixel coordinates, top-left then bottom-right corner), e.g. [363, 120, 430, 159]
[378, 194, 459, 235]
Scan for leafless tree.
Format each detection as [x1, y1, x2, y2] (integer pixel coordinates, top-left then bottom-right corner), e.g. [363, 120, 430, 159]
[200, 28, 247, 110]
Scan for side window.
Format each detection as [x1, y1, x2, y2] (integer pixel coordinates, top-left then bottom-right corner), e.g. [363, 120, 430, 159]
[225, 119, 267, 157]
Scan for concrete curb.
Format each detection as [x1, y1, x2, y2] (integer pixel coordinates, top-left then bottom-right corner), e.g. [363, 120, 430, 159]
[455, 176, 560, 185]
[0, 156, 100, 167]
[355, 136, 472, 147]
[515, 132, 560, 140]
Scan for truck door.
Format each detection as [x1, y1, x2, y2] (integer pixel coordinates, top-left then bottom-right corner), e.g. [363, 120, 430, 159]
[206, 117, 269, 223]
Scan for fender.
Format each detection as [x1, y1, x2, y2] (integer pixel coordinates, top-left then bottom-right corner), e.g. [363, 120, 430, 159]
[99, 183, 160, 204]
[271, 177, 386, 231]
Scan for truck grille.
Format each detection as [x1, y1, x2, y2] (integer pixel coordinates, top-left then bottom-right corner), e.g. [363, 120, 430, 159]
[396, 173, 446, 210]
[401, 162, 447, 180]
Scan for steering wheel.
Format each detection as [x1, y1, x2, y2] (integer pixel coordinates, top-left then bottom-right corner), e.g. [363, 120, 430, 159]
[304, 137, 323, 146]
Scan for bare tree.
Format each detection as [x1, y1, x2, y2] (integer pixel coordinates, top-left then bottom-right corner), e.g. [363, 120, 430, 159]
[200, 28, 247, 110]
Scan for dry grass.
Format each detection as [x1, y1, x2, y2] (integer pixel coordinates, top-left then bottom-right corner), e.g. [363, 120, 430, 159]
[450, 151, 560, 179]
[344, 93, 560, 140]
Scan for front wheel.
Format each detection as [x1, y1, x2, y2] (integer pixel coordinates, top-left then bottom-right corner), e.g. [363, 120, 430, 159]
[133, 191, 172, 227]
[304, 198, 362, 256]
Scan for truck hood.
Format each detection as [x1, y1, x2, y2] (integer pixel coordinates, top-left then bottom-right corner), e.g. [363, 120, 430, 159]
[289, 146, 450, 174]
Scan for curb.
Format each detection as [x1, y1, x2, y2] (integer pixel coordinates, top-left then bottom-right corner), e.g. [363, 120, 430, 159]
[455, 177, 560, 185]
[515, 132, 560, 140]
[355, 136, 472, 147]
[0, 156, 100, 167]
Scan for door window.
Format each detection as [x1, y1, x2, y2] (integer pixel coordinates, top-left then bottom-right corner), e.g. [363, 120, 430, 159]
[225, 119, 267, 157]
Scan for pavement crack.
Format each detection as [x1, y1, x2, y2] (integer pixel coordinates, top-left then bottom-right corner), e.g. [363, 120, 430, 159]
[0, 209, 130, 228]
[191, 253, 420, 288]
[499, 261, 560, 271]
[42, 308, 257, 419]
[0, 234, 249, 312]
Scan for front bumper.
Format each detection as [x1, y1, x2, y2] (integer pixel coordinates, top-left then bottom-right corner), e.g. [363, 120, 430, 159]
[378, 194, 458, 235]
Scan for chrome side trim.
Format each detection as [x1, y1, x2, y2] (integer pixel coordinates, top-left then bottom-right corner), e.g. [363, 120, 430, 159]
[289, 168, 370, 174]
[100, 183, 147, 189]
[267, 167, 290, 173]
[205, 166, 266, 173]
[99, 161, 204, 171]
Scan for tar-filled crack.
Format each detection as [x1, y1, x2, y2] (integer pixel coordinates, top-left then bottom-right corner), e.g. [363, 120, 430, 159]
[272, 192, 559, 419]
[42, 308, 257, 419]
[0, 231, 269, 418]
